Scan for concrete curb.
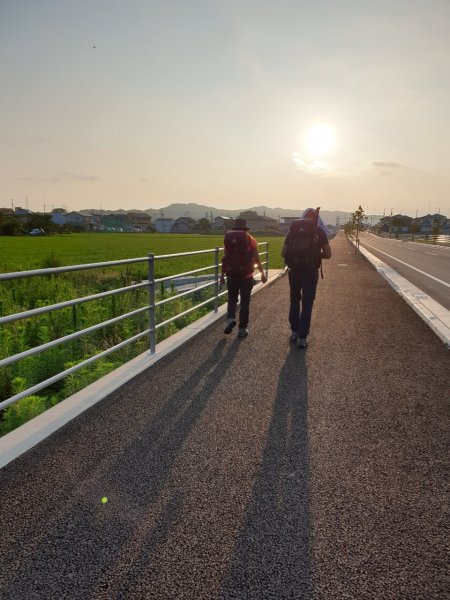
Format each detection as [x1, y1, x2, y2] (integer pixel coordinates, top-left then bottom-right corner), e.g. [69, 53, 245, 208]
[0, 269, 286, 469]
[351, 238, 450, 349]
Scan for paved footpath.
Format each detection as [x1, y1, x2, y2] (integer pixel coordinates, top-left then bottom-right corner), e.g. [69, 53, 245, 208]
[0, 233, 448, 599]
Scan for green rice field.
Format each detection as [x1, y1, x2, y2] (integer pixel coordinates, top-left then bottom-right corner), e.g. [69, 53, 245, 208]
[0, 232, 285, 273]
[0, 233, 284, 435]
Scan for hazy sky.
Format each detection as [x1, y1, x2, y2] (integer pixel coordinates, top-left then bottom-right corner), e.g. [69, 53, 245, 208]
[1, 0, 449, 216]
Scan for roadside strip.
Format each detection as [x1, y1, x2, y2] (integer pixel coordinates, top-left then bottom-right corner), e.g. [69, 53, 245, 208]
[353, 239, 450, 349]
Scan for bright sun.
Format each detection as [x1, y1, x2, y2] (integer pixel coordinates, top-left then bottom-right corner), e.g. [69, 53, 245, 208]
[303, 124, 336, 158]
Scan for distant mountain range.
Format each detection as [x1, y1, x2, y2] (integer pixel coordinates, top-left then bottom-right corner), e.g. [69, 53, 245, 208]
[82, 203, 383, 225]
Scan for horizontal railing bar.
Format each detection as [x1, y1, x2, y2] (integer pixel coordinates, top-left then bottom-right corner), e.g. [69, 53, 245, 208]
[0, 281, 149, 326]
[0, 329, 150, 410]
[154, 296, 216, 330]
[0, 257, 149, 281]
[155, 248, 223, 260]
[0, 305, 149, 368]
[154, 281, 215, 307]
[154, 264, 215, 284]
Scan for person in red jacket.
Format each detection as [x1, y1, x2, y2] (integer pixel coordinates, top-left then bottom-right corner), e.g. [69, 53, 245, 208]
[220, 218, 267, 337]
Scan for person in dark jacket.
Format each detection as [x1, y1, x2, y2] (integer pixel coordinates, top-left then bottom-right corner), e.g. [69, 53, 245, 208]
[281, 208, 332, 347]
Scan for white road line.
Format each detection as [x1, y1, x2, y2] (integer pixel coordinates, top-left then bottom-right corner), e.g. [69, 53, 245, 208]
[360, 242, 450, 288]
[425, 252, 437, 256]
[407, 248, 416, 251]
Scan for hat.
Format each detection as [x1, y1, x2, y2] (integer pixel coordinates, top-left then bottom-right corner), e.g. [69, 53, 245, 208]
[232, 218, 249, 230]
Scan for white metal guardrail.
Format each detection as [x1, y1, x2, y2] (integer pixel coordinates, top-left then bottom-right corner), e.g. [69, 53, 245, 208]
[0, 243, 269, 411]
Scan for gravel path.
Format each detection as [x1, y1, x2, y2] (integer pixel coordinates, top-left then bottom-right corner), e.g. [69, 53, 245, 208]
[1, 232, 448, 599]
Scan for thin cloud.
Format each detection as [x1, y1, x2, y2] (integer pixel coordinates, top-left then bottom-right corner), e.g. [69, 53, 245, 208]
[57, 172, 101, 182]
[373, 161, 410, 169]
[292, 153, 335, 174]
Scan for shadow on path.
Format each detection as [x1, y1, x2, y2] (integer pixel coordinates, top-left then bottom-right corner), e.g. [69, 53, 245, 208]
[0, 339, 241, 599]
[219, 347, 311, 600]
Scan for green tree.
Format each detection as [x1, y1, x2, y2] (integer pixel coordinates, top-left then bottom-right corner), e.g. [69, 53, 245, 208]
[195, 218, 211, 232]
[28, 213, 55, 233]
[0, 215, 24, 235]
[346, 206, 367, 249]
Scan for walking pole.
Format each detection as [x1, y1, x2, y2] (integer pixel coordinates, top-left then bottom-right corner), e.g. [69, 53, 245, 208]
[315, 207, 324, 279]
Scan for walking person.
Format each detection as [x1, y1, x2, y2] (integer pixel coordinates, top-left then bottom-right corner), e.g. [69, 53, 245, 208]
[220, 218, 267, 338]
[281, 208, 332, 348]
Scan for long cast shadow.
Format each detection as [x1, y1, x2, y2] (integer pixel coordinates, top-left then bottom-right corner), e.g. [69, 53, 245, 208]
[0, 338, 241, 599]
[219, 347, 311, 599]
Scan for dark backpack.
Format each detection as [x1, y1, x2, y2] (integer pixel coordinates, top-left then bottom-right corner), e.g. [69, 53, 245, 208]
[285, 218, 320, 269]
[224, 230, 254, 277]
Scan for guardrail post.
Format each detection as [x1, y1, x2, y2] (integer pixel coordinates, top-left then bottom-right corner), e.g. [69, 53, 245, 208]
[265, 241, 269, 280]
[214, 246, 219, 312]
[148, 253, 156, 354]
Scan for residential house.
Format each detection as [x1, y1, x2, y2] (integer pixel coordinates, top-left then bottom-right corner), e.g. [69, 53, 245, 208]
[279, 216, 300, 234]
[51, 211, 90, 231]
[0, 208, 15, 217]
[238, 211, 279, 233]
[100, 213, 132, 231]
[154, 218, 175, 233]
[375, 214, 413, 234]
[86, 213, 105, 231]
[417, 213, 447, 233]
[212, 216, 234, 231]
[127, 212, 153, 232]
[14, 207, 34, 225]
[64, 211, 91, 231]
[171, 217, 197, 233]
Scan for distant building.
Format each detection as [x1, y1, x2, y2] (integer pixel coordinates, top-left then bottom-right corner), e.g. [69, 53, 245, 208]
[417, 213, 447, 233]
[238, 211, 279, 233]
[0, 208, 15, 217]
[14, 207, 34, 225]
[279, 216, 300, 234]
[154, 218, 175, 233]
[172, 217, 197, 233]
[51, 211, 90, 231]
[126, 212, 152, 232]
[212, 216, 234, 231]
[99, 213, 132, 231]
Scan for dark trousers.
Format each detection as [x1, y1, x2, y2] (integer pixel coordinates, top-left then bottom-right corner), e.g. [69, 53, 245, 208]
[226, 277, 254, 328]
[288, 267, 319, 338]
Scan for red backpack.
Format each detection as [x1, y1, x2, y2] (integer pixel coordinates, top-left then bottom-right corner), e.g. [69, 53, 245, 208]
[224, 230, 255, 277]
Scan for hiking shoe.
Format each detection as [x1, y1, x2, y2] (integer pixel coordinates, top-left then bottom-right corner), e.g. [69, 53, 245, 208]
[224, 319, 236, 334]
[237, 327, 249, 338]
[290, 332, 298, 342]
[296, 337, 308, 348]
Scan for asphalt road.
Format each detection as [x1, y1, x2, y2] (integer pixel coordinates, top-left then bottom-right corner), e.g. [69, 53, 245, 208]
[0, 232, 448, 599]
[358, 232, 450, 309]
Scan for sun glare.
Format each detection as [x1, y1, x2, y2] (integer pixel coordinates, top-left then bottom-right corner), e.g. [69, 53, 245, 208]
[303, 124, 336, 158]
